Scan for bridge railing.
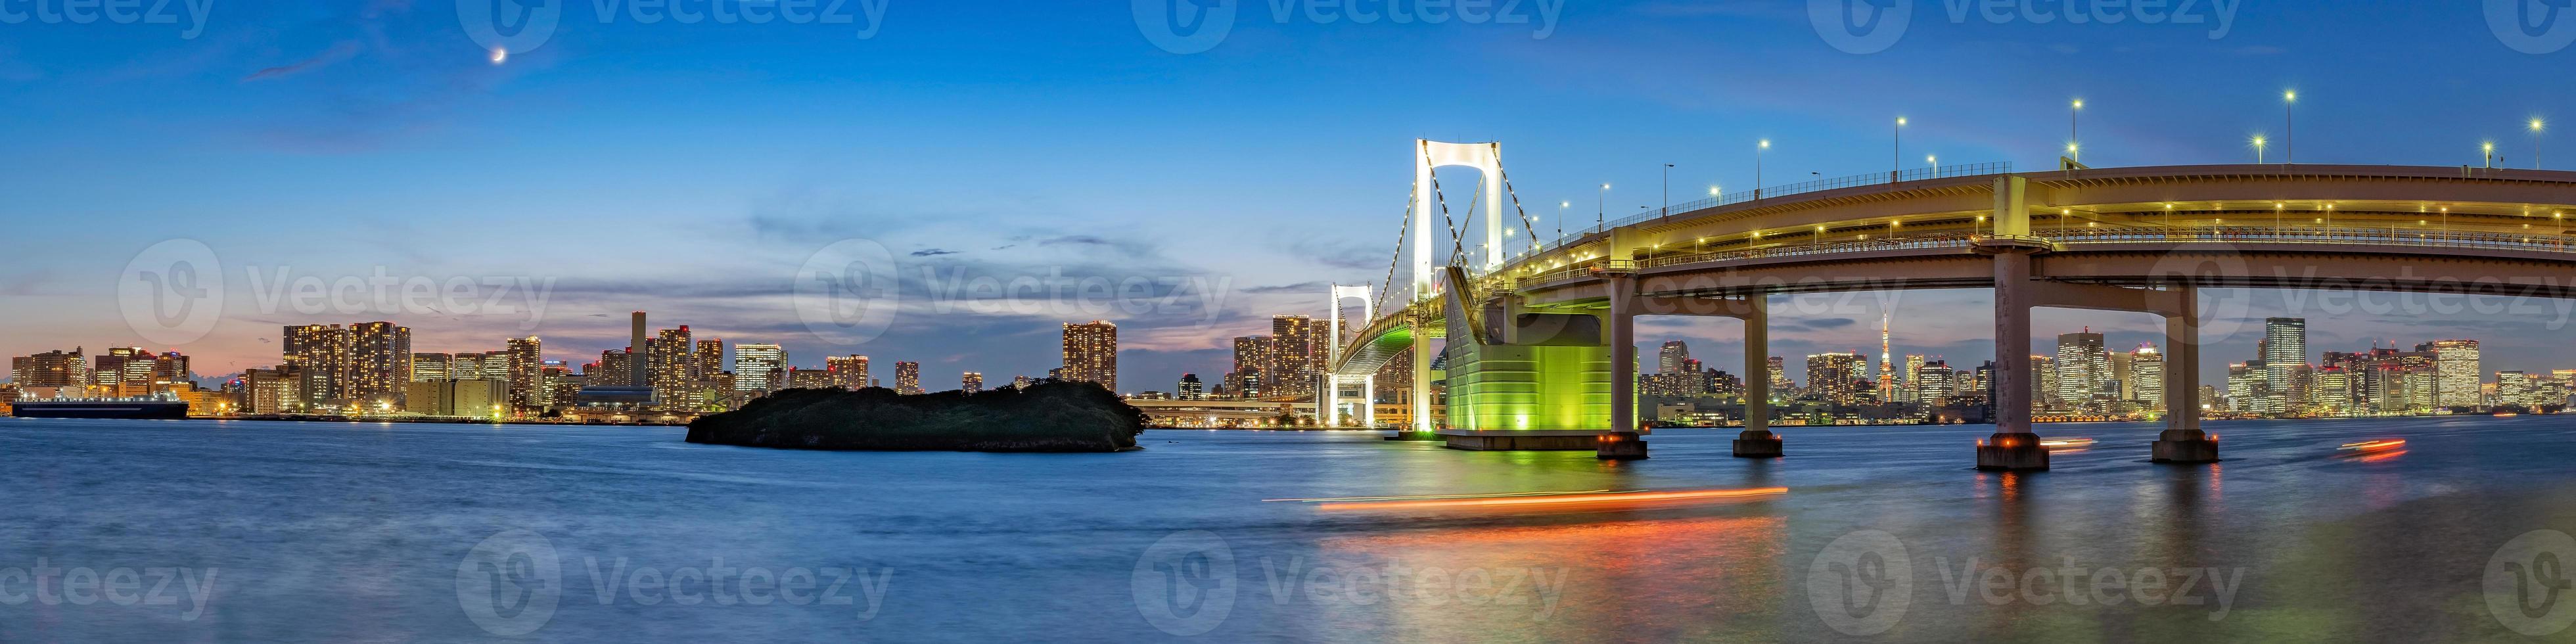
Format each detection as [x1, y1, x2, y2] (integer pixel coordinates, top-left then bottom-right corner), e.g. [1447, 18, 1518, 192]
[1504, 162, 2013, 269]
[1485, 225, 2576, 292]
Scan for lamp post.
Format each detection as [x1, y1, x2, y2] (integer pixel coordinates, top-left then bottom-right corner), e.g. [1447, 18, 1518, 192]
[1894, 116, 1906, 181]
[1557, 200, 1568, 242]
[1597, 184, 1609, 231]
[2486, 141, 2498, 169]
[1756, 140, 1770, 200]
[2251, 135, 2267, 164]
[1662, 163, 1674, 218]
[2283, 90, 2296, 164]
[2533, 118, 2548, 170]
[2069, 99, 2082, 162]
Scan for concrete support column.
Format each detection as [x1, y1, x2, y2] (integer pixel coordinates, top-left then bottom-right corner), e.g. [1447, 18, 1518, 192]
[2153, 286, 2219, 463]
[1979, 249, 2050, 471]
[1734, 296, 1782, 458]
[1598, 276, 1647, 459]
[1412, 316, 1435, 433]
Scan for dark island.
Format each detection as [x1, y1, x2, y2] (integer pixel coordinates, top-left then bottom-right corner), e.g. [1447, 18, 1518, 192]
[683, 381, 1147, 452]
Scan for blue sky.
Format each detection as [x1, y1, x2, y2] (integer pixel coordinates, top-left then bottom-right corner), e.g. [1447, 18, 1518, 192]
[5, 1, 2575, 388]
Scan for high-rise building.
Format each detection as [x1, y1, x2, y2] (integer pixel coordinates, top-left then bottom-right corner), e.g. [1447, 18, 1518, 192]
[648, 325, 694, 404]
[1061, 321, 1119, 392]
[2419, 340, 2481, 409]
[2311, 365, 2353, 416]
[825, 356, 870, 390]
[1267, 316, 1314, 398]
[349, 321, 413, 407]
[1805, 352, 1866, 405]
[733, 344, 785, 392]
[284, 324, 351, 405]
[242, 366, 303, 413]
[1658, 341, 1691, 375]
[1012, 375, 1034, 390]
[2262, 318, 2307, 413]
[962, 372, 984, 394]
[629, 311, 650, 392]
[1230, 336, 1272, 398]
[1178, 373, 1204, 400]
[1913, 360, 1955, 405]
[2130, 343, 2165, 411]
[2498, 371, 2536, 408]
[894, 361, 923, 395]
[1766, 356, 1789, 400]
[2227, 362, 2261, 412]
[694, 339, 725, 382]
[2054, 331, 2109, 412]
[593, 350, 637, 388]
[411, 353, 451, 382]
[11, 348, 89, 388]
[505, 336, 543, 411]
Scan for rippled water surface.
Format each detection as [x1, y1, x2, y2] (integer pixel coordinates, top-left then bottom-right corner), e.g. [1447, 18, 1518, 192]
[5, 415, 2574, 642]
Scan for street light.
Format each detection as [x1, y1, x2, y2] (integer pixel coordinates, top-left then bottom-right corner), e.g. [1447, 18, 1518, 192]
[2251, 135, 2268, 164]
[2485, 141, 2498, 169]
[1756, 139, 1770, 200]
[2069, 99, 2082, 162]
[1894, 116, 1907, 181]
[1662, 163, 1674, 217]
[2283, 90, 2297, 164]
[1557, 200, 1568, 241]
[1597, 183, 1609, 231]
[2533, 118, 2548, 170]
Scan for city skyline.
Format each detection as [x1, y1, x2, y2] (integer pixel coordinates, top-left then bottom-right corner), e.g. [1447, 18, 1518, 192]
[15, 5, 2576, 390]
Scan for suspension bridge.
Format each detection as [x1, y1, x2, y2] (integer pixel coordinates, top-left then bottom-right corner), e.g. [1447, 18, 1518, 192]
[1317, 140, 2576, 470]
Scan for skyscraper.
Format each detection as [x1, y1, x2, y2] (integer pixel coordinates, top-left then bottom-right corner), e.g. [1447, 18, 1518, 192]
[1268, 316, 1314, 398]
[2130, 343, 2165, 411]
[733, 344, 785, 392]
[2262, 318, 2307, 413]
[825, 355, 870, 390]
[2054, 331, 2108, 412]
[411, 353, 451, 382]
[649, 325, 694, 404]
[1767, 356, 1789, 401]
[2419, 340, 2481, 409]
[349, 322, 413, 407]
[1178, 373, 1204, 400]
[1658, 341, 1691, 375]
[694, 338, 725, 383]
[894, 361, 923, 395]
[505, 336, 543, 411]
[284, 324, 352, 406]
[1913, 361, 1954, 405]
[1061, 321, 1119, 392]
[1805, 352, 1866, 405]
[11, 348, 89, 388]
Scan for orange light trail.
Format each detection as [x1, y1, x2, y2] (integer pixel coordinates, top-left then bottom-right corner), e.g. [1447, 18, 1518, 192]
[2339, 439, 2406, 452]
[1264, 489, 1628, 503]
[1316, 487, 1788, 512]
[2040, 437, 2096, 449]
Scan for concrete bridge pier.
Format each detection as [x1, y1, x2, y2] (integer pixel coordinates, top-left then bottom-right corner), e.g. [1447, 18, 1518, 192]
[1979, 245, 2051, 471]
[1731, 296, 1782, 458]
[2151, 287, 2219, 463]
[1600, 274, 1649, 460]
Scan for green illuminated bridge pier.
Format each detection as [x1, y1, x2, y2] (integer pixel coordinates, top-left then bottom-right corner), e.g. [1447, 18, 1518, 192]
[1318, 140, 2576, 471]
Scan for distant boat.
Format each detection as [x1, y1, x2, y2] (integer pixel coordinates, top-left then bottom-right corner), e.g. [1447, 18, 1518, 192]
[2040, 437, 2096, 449]
[9, 392, 189, 419]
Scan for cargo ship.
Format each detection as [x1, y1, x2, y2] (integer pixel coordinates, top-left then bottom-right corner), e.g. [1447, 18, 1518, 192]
[8, 392, 191, 419]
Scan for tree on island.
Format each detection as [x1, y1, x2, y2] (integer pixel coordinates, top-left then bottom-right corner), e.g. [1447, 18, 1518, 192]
[685, 380, 1147, 452]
